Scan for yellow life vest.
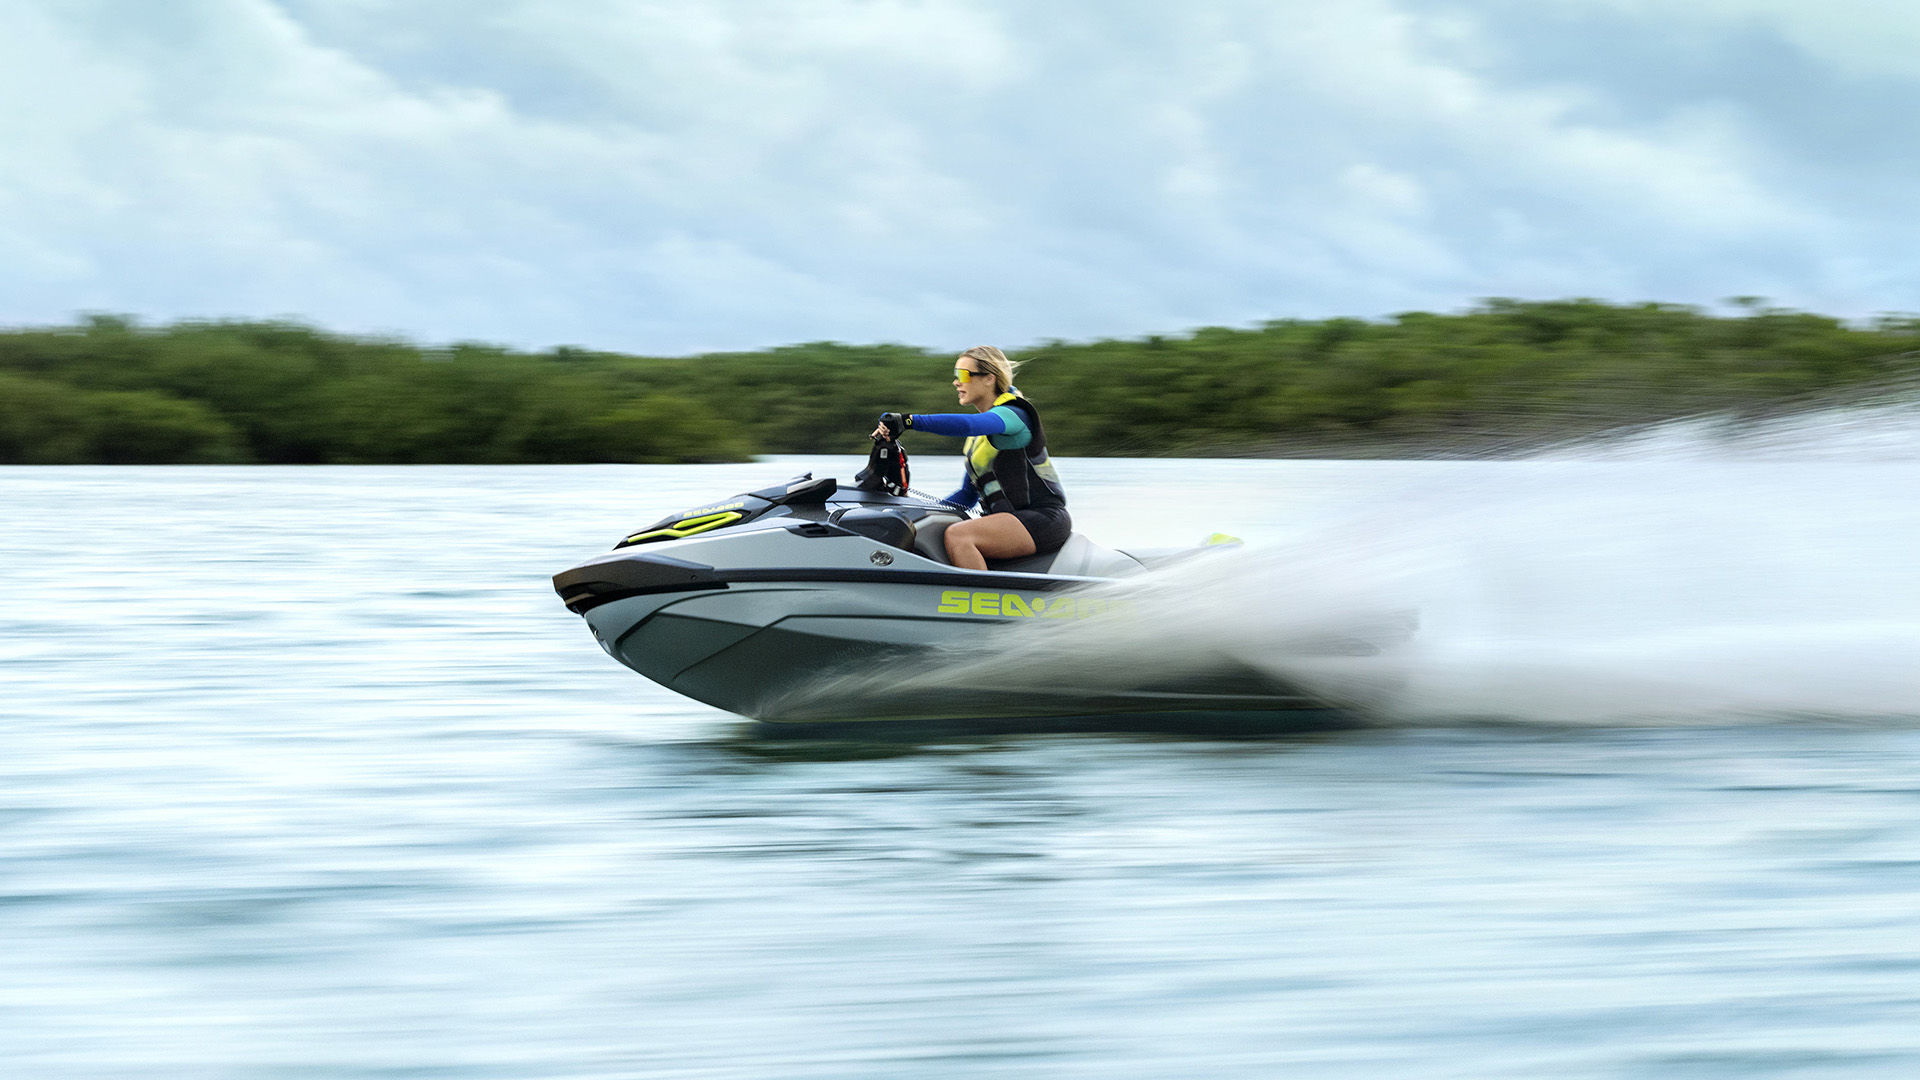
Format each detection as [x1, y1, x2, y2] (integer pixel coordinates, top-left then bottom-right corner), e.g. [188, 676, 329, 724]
[962, 392, 1066, 513]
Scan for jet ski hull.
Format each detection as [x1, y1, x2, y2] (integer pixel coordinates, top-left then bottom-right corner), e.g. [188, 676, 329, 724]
[572, 563, 1337, 725]
[555, 473, 1361, 728]
[585, 578, 964, 718]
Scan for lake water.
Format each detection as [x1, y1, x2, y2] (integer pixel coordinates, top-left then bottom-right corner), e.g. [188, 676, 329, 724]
[5, 427, 1920, 1077]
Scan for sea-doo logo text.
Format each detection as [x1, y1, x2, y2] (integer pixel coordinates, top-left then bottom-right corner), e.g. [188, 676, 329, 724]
[683, 501, 745, 518]
[935, 590, 1125, 619]
[870, 550, 894, 566]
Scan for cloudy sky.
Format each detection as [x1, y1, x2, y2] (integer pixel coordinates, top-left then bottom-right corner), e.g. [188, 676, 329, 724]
[3, 0, 1915, 354]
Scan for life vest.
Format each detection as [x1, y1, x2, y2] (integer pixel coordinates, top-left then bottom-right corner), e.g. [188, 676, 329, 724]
[963, 392, 1066, 513]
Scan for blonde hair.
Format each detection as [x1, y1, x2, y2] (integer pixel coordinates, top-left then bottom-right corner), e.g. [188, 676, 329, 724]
[959, 345, 1019, 395]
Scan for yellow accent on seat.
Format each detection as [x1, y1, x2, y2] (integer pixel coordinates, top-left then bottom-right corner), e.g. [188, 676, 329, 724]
[1203, 533, 1242, 546]
[623, 511, 744, 545]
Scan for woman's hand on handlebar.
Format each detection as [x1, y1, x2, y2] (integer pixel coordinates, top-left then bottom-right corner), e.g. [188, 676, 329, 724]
[871, 412, 907, 441]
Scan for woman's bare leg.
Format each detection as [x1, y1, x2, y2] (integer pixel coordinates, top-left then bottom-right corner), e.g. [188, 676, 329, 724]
[944, 513, 1037, 570]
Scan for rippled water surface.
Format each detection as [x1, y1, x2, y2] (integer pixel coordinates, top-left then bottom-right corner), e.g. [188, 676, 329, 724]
[4, 452, 1920, 1078]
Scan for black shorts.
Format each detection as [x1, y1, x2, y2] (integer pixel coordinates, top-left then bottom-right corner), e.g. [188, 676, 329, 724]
[1009, 506, 1072, 555]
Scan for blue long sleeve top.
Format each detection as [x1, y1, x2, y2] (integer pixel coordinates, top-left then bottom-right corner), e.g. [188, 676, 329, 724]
[908, 406, 1032, 509]
[907, 406, 1027, 439]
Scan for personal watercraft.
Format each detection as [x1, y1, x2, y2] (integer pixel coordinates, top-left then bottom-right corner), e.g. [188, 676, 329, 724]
[553, 439, 1384, 729]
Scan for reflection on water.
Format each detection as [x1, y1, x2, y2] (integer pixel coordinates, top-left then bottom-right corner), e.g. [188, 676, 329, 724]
[3, 454, 1919, 1078]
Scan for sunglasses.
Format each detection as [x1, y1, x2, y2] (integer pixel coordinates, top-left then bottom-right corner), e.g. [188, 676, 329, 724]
[953, 367, 990, 384]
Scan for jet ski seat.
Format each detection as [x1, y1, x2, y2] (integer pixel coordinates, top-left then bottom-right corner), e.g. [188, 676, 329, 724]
[986, 533, 1146, 577]
[832, 505, 967, 566]
[910, 514, 959, 563]
[830, 506, 917, 549]
[832, 507, 1144, 577]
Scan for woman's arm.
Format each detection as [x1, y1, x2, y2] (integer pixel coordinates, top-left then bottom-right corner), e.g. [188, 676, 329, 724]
[907, 406, 1028, 438]
[942, 476, 978, 510]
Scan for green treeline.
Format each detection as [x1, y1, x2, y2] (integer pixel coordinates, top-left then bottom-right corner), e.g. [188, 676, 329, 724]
[4, 301, 1918, 464]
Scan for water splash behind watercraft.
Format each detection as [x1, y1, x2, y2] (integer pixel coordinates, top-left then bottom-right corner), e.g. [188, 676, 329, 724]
[780, 406, 1920, 726]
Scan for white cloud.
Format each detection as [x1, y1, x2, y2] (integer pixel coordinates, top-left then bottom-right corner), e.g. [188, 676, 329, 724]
[1256, 2, 1807, 235]
[1564, 0, 1920, 82]
[1, 0, 1915, 351]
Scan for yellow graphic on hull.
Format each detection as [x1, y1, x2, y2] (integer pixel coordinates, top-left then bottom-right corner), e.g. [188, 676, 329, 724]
[623, 510, 744, 545]
[936, 590, 1125, 619]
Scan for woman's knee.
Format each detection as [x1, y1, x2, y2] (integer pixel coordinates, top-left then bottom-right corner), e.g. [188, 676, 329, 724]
[944, 519, 979, 555]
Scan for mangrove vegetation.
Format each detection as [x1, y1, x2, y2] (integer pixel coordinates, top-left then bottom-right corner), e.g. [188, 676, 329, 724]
[4, 301, 1918, 464]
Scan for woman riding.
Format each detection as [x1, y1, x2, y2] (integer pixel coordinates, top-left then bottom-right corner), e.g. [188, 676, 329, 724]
[872, 346, 1070, 570]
